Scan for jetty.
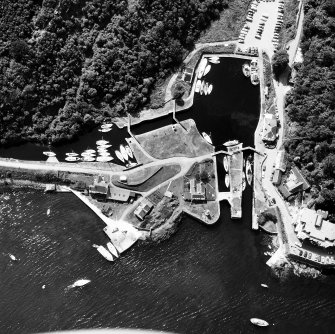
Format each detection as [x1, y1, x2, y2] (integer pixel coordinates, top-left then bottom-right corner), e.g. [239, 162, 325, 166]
[69, 188, 141, 254]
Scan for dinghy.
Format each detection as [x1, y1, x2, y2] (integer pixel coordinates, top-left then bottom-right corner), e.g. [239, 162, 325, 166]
[204, 64, 211, 76]
[65, 156, 80, 162]
[223, 156, 228, 172]
[43, 151, 56, 157]
[125, 145, 134, 159]
[66, 152, 79, 157]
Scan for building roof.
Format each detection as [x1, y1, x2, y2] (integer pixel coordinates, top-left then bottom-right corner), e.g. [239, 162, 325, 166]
[262, 113, 277, 142]
[134, 200, 154, 220]
[107, 185, 135, 202]
[278, 184, 292, 199]
[291, 166, 310, 191]
[300, 208, 335, 243]
[275, 150, 286, 172]
[89, 181, 109, 195]
[272, 169, 282, 185]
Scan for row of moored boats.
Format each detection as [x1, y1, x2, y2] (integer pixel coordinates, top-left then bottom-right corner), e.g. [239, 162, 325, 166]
[194, 56, 220, 95]
[93, 242, 119, 261]
[242, 59, 259, 85]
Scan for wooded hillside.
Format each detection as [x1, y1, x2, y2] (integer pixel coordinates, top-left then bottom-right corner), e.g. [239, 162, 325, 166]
[0, 0, 227, 145]
[285, 0, 335, 219]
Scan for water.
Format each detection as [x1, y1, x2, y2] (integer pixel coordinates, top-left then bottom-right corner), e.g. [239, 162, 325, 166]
[1, 58, 335, 333]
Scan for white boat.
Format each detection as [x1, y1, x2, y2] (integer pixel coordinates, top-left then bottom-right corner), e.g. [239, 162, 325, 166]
[224, 139, 239, 147]
[225, 174, 230, 188]
[209, 59, 220, 64]
[9, 254, 17, 261]
[47, 208, 50, 216]
[204, 82, 209, 95]
[98, 144, 112, 149]
[125, 145, 133, 159]
[246, 160, 252, 186]
[208, 84, 213, 94]
[115, 150, 124, 163]
[242, 63, 251, 77]
[66, 152, 79, 157]
[202, 132, 212, 144]
[223, 156, 228, 172]
[120, 145, 129, 161]
[107, 242, 119, 258]
[93, 244, 114, 261]
[261, 284, 269, 288]
[84, 149, 96, 154]
[81, 152, 95, 157]
[195, 80, 202, 93]
[204, 64, 211, 76]
[43, 151, 56, 157]
[250, 318, 269, 327]
[71, 279, 91, 288]
[65, 156, 80, 162]
[96, 156, 113, 162]
[82, 156, 95, 162]
[96, 139, 108, 145]
[197, 58, 208, 79]
[99, 128, 111, 133]
[98, 152, 111, 156]
[200, 80, 205, 95]
[101, 124, 113, 129]
[242, 173, 246, 191]
[97, 149, 108, 154]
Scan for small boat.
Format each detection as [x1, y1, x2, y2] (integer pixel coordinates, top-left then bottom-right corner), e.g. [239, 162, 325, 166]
[208, 84, 213, 94]
[242, 63, 251, 77]
[242, 173, 246, 191]
[70, 279, 91, 288]
[115, 150, 124, 163]
[204, 82, 209, 95]
[202, 132, 212, 144]
[197, 58, 208, 79]
[225, 174, 230, 188]
[96, 139, 108, 145]
[42, 285, 46, 289]
[96, 156, 113, 162]
[251, 73, 259, 85]
[97, 144, 112, 149]
[66, 152, 79, 157]
[98, 152, 111, 156]
[195, 80, 202, 93]
[120, 145, 129, 161]
[9, 254, 17, 261]
[43, 151, 56, 157]
[47, 208, 50, 216]
[250, 318, 269, 327]
[246, 160, 252, 186]
[223, 139, 239, 147]
[99, 128, 112, 133]
[223, 156, 228, 172]
[125, 145, 133, 159]
[82, 156, 95, 162]
[93, 244, 114, 261]
[81, 152, 95, 157]
[97, 149, 108, 154]
[101, 124, 113, 129]
[84, 149, 96, 154]
[65, 156, 80, 162]
[200, 80, 205, 95]
[209, 56, 219, 61]
[107, 242, 119, 258]
[261, 284, 269, 288]
[204, 64, 211, 76]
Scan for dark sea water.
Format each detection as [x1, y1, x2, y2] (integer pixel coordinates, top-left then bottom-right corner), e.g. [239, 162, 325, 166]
[1, 58, 335, 334]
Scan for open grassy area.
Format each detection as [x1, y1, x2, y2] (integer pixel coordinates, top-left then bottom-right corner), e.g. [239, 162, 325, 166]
[136, 119, 213, 159]
[111, 164, 181, 192]
[125, 165, 162, 186]
[197, 0, 251, 43]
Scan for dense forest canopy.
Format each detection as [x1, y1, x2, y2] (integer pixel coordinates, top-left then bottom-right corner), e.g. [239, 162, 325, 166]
[0, 0, 227, 145]
[285, 0, 335, 219]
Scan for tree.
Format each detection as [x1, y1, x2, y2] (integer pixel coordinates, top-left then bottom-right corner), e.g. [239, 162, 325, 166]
[172, 81, 186, 100]
[272, 50, 289, 78]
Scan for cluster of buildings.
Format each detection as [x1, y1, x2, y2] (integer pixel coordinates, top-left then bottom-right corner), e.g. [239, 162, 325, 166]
[183, 176, 216, 202]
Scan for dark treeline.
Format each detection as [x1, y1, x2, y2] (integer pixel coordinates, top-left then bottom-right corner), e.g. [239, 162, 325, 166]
[0, 0, 227, 145]
[285, 0, 335, 219]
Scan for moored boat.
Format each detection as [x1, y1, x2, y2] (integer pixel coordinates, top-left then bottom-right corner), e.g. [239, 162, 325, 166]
[98, 152, 111, 156]
[66, 152, 79, 157]
[84, 149, 96, 154]
[200, 80, 205, 95]
[97, 144, 112, 149]
[120, 145, 129, 161]
[107, 242, 119, 258]
[9, 254, 17, 261]
[197, 58, 208, 79]
[99, 128, 111, 133]
[96, 156, 113, 162]
[81, 152, 95, 157]
[115, 150, 124, 163]
[223, 139, 239, 147]
[82, 156, 95, 162]
[208, 84, 213, 94]
[242, 172, 246, 191]
[71, 279, 91, 287]
[195, 80, 202, 93]
[96, 139, 108, 145]
[261, 283, 269, 288]
[202, 132, 212, 144]
[204, 82, 209, 95]
[125, 145, 133, 159]
[223, 156, 228, 172]
[204, 64, 211, 76]
[251, 73, 259, 85]
[101, 123, 113, 129]
[250, 318, 269, 327]
[246, 160, 252, 186]
[225, 174, 230, 188]
[65, 156, 80, 162]
[242, 63, 251, 77]
[43, 151, 56, 157]
[93, 244, 114, 261]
